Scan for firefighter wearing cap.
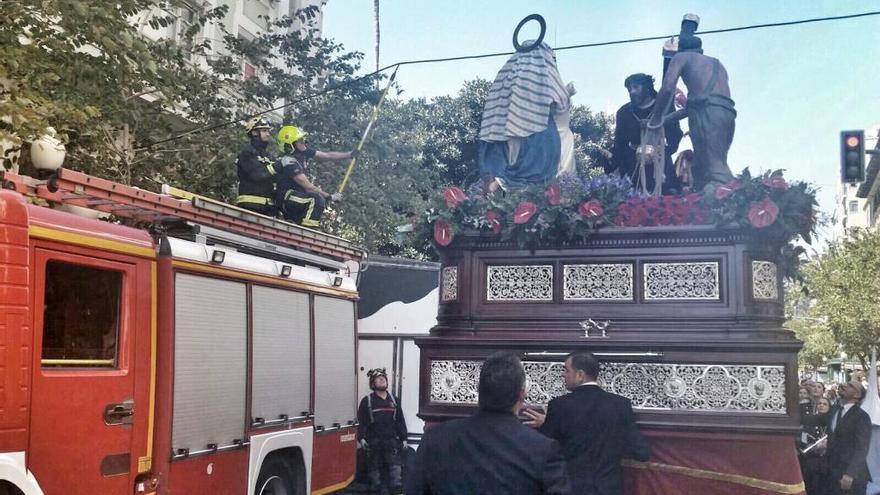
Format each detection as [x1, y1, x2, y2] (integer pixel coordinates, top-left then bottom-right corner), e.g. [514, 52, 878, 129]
[235, 117, 277, 215]
[274, 125, 355, 228]
[357, 368, 407, 495]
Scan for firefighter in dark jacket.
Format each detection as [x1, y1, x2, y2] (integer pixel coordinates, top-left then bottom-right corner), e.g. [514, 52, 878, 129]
[357, 368, 407, 495]
[235, 117, 277, 215]
[274, 125, 353, 228]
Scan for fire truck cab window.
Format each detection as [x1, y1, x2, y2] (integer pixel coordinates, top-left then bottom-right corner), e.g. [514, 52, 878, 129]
[41, 261, 122, 367]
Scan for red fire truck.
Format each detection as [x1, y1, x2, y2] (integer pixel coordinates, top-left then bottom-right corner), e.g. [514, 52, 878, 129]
[0, 168, 363, 495]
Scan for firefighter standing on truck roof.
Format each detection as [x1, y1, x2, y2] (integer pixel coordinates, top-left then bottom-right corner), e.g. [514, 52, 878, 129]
[358, 368, 407, 495]
[275, 124, 355, 228]
[235, 117, 277, 215]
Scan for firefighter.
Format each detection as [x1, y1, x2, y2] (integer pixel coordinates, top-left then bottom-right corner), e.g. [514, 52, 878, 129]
[357, 368, 407, 495]
[274, 125, 354, 228]
[235, 117, 277, 215]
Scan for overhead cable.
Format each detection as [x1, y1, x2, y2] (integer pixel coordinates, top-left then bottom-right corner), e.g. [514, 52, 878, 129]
[137, 10, 880, 150]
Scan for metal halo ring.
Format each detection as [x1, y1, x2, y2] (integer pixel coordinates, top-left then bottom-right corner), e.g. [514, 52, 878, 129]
[512, 14, 546, 53]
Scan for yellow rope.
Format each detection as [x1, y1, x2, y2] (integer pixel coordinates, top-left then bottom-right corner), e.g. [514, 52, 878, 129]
[622, 459, 805, 494]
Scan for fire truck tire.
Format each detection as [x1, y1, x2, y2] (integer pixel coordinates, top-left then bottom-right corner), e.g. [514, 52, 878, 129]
[0, 481, 24, 495]
[254, 456, 303, 495]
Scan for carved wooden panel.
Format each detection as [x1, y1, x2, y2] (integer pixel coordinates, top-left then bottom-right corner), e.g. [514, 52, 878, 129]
[486, 265, 553, 301]
[441, 266, 458, 302]
[429, 359, 786, 414]
[643, 262, 720, 301]
[563, 263, 634, 301]
[751, 261, 778, 301]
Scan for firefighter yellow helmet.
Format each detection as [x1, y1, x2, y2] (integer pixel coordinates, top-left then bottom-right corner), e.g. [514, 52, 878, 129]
[245, 117, 272, 134]
[277, 125, 307, 152]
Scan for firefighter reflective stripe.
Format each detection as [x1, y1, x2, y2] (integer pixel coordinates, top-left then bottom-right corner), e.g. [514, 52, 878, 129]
[236, 194, 274, 205]
[257, 156, 276, 176]
[284, 191, 319, 227]
[367, 393, 398, 423]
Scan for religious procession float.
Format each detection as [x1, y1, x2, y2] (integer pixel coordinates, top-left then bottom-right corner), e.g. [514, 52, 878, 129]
[413, 14, 816, 495]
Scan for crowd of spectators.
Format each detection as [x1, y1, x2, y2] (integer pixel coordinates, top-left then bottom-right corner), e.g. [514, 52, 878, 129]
[798, 376, 875, 495]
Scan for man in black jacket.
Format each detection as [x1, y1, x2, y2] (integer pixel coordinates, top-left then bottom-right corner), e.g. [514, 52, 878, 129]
[406, 352, 571, 495]
[806, 380, 872, 495]
[605, 74, 684, 194]
[524, 352, 650, 495]
[358, 368, 408, 495]
[235, 117, 277, 215]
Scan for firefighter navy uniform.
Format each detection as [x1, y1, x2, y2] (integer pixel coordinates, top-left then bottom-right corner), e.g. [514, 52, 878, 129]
[276, 148, 325, 228]
[235, 141, 277, 215]
[357, 390, 408, 495]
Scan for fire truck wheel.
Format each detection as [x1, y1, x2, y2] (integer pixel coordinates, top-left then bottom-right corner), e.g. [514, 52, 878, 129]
[0, 482, 24, 495]
[255, 456, 300, 495]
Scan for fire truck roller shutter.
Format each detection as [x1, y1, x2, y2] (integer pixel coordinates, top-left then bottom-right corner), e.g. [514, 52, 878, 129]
[313, 296, 357, 428]
[251, 286, 311, 422]
[172, 274, 247, 454]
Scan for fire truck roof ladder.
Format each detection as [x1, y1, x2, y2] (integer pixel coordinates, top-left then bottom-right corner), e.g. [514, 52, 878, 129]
[174, 221, 347, 271]
[0, 168, 365, 264]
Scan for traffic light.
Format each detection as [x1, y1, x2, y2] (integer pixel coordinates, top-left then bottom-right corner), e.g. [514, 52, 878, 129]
[840, 130, 865, 183]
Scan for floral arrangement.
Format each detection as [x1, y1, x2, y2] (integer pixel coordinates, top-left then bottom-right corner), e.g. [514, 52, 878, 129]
[417, 169, 817, 278]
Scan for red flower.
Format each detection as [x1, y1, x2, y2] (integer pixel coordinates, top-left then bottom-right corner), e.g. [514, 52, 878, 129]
[715, 180, 741, 200]
[802, 208, 816, 233]
[747, 197, 780, 228]
[624, 206, 648, 227]
[443, 186, 467, 208]
[485, 209, 502, 234]
[764, 176, 789, 190]
[433, 219, 454, 246]
[578, 200, 604, 218]
[513, 202, 538, 224]
[692, 210, 709, 224]
[544, 184, 562, 205]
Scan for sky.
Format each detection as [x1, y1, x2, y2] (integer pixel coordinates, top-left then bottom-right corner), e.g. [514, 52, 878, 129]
[322, 1, 880, 243]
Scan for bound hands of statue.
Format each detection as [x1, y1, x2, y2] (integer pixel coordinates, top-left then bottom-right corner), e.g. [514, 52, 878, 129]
[521, 407, 546, 429]
[840, 474, 854, 491]
[643, 125, 664, 152]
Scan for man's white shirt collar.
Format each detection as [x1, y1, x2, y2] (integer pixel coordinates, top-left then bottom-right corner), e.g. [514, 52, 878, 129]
[577, 381, 600, 387]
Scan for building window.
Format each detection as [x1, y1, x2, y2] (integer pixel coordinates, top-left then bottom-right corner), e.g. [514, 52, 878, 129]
[238, 27, 257, 80]
[849, 200, 859, 213]
[243, 62, 256, 80]
[41, 261, 122, 367]
[176, 3, 197, 58]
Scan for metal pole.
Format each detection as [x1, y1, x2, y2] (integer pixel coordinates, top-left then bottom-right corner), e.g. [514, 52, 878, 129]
[337, 66, 398, 194]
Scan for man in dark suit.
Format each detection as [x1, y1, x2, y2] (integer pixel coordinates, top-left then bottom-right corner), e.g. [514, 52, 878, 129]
[807, 380, 873, 495]
[523, 352, 650, 495]
[405, 352, 571, 495]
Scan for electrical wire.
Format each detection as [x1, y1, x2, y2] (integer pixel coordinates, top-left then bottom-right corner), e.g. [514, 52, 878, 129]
[137, 9, 880, 151]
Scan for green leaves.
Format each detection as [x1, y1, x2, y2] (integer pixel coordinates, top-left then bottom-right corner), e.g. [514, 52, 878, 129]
[806, 230, 880, 361]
